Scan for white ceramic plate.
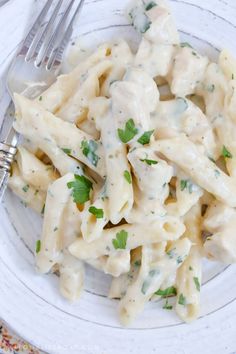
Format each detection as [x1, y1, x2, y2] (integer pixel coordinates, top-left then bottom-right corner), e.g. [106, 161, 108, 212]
[1, 0, 236, 353]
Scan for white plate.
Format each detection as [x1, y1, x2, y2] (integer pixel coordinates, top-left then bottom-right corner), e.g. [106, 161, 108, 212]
[0, 0, 236, 353]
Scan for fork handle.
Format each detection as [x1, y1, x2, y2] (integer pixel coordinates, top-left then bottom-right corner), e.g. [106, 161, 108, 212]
[0, 143, 17, 202]
[0, 169, 10, 202]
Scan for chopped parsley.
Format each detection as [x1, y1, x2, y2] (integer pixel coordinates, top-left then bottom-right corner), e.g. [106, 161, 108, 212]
[61, 148, 72, 155]
[118, 119, 138, 143]
[137, 130, 154, 145]
[222, 145, 233, 159]
[140, 158, 158, 166]
[180, 179, 193, 193]
[193, 277, 200, 292]
[112, 230, 128, 250]
[180, 42, 193, 48]
[129, 8, 151, 34]
[192, 51, 197, 56]
[189, 266, 193, 271]
[36, 240, 41, 254]
[145, 1, 157, 11]
[207, 84, 215, 92]
[163, 300, 173, 310]
[89, 206, 104, 219]
[81, 140, 99, 167]
[155, 286, 177, 297]
[22, 184, 29, 193]
[67, 175, 93, 204]
[180, 180, 187, 191]
[53, 227, 58, 232]
[39, 96, 43, 101]
[178, 293, 187, 306]
[232, 73, 235, 80]
[124, 170, 132, 184]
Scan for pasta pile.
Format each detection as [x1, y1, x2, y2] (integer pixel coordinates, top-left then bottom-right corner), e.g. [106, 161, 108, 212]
[9, 0, 236, 325]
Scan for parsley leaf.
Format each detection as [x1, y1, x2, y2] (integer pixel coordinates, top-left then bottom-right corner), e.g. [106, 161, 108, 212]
[180, 179, 193, 193]
[155, 286, 177, 297]
[137, 130, 154, 145]
[39, 96, 43, 101]
[180, 42, 193, 48]
[112, 230, 128, 250]
[36, 240, 41, 254]
[178, 293, 186, 306]
[140, 158, 158, 166]
[193, 277, 200, 292]
[145, 1, 157, 11]
[124, 170, 132, 184]
[222, 145, 233, 159]
[67, 175, 93, 204]
[180, 180, 187, 191]
[163, 300, 173, 310]
[22, 184, 29, 193]
[89, 206, 104, 219]
[118, 119, 138, 143]
[61, 148, 72, 155]
[81, 140, 99, 166]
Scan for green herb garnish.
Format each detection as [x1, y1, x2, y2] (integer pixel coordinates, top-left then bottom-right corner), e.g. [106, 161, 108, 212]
[222, 145, 233, 159]
[112, 230, 128, 250]
[163, 300, 173, 310]
[36, 240, 41, 254]
[61, 148, 72, 155]
[81, 140, 99, 167]
[89, 206, 104, 219]
[137, 130, 154, 145]
[180, 180, 187, 191]
[180, 42, 193, 48]
[155, 286, 177, 297]
[180, 180, 193, 193]
[67, 175, 93, 204]
[22, 185, 29, 193]
[145, 1, 157, 11]
[140, 158, 158, 166]
[178, 293, 186, 306]
[118, 119, 138, 143]
[39, 96, 43, 101]
[193, 277, 200, 292]
[124, 170, 132, 184]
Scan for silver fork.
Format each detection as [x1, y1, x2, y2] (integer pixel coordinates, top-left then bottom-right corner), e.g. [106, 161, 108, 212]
[0, 0, 85, 201]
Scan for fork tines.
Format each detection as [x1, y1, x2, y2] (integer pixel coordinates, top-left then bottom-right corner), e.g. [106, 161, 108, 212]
[19, 0, 85, 70]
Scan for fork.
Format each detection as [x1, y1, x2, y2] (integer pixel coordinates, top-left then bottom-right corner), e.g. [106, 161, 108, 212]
[0, 0, 85, 201]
